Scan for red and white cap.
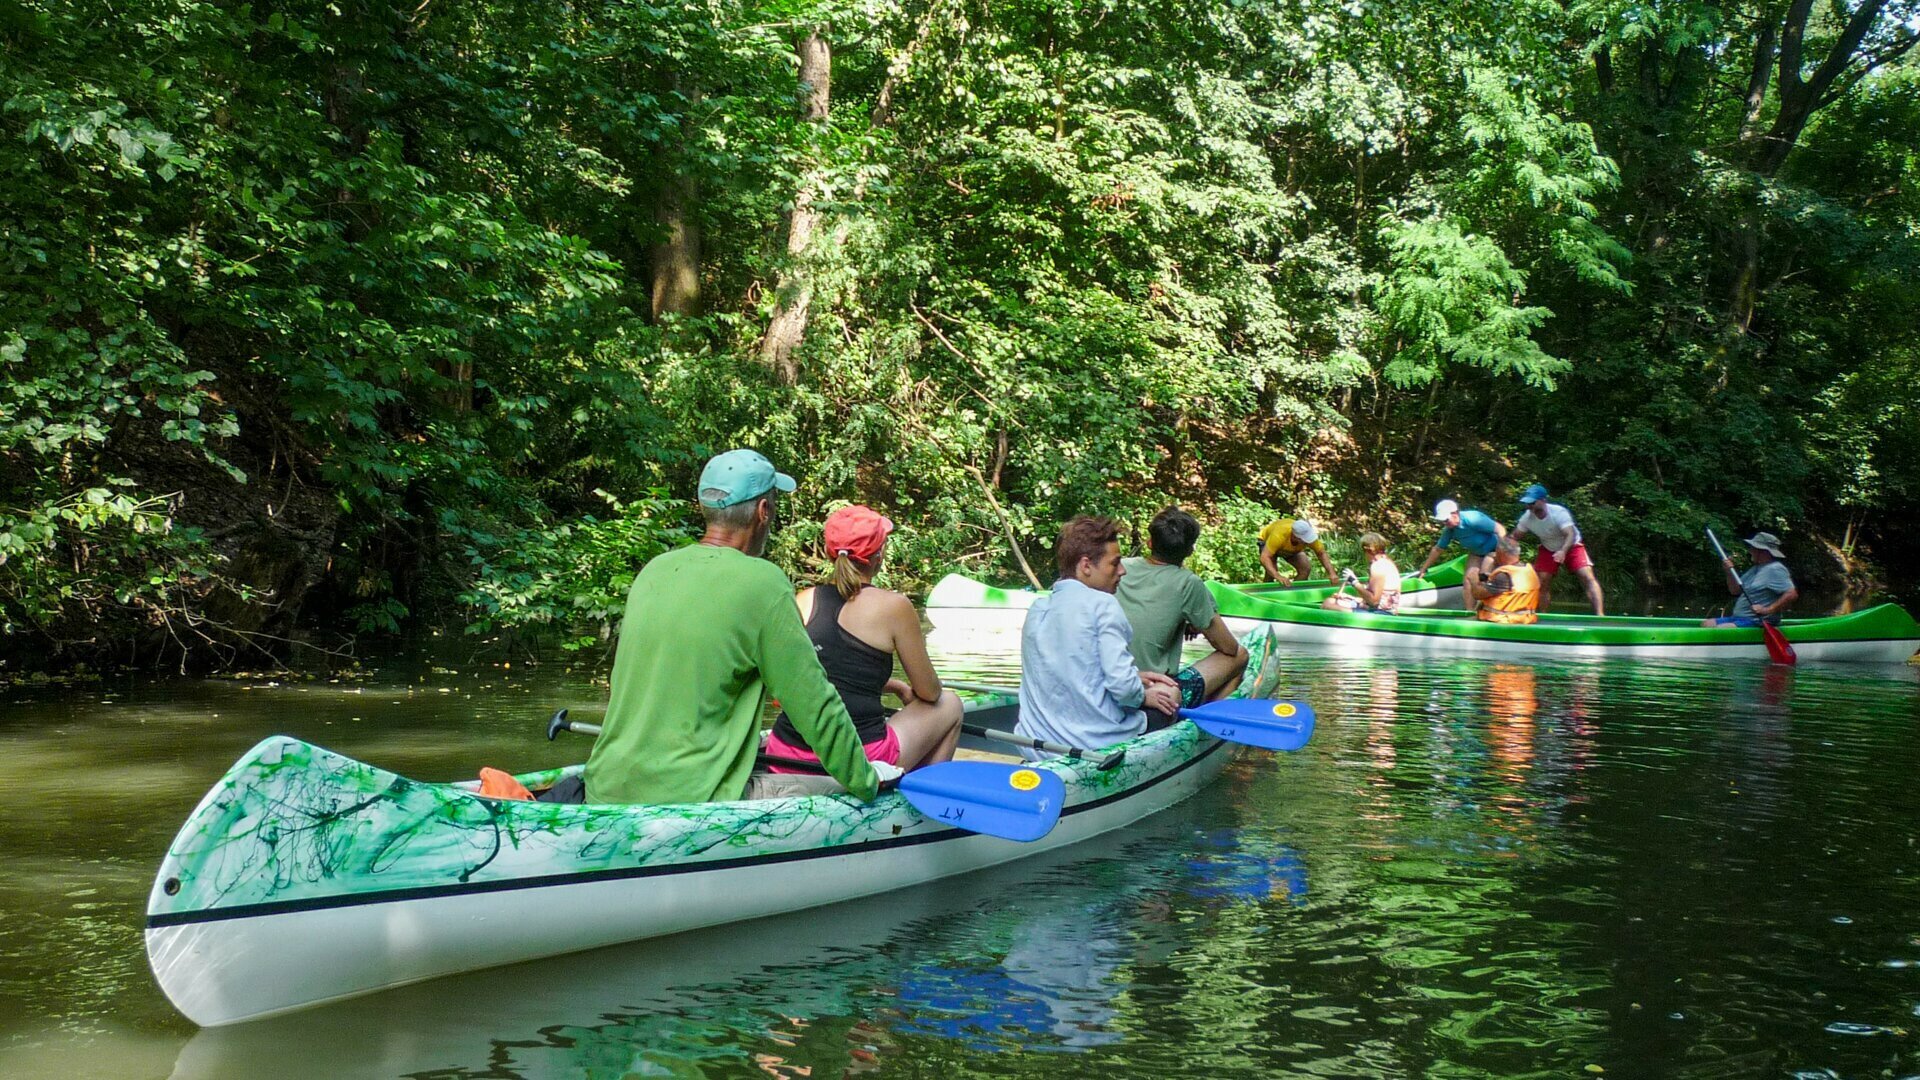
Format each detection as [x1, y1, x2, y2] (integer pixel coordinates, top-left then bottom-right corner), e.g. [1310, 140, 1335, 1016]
[823, 505, 894, 562]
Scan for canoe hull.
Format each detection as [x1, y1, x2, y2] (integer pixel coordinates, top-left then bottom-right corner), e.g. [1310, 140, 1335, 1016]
[147, 628, 1292, 1027]
[146, 736, 1231, 1027]
[1239, 615, 1919, 663]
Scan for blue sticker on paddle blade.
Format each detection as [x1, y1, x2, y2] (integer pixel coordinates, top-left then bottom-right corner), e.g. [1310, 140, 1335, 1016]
[898, 760, 1066, 842]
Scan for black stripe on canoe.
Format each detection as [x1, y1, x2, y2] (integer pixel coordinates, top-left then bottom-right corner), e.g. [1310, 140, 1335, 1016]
[146, 737, 1232, 929]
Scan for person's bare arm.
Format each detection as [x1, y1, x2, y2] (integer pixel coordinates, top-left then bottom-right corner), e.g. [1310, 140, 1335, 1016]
[1315, 546, 1337, 583]
[884, 591, 943, 702]
[1199, 614, 1245, 661]
[1416, 544, 1444, 576]
[1723, 558, 1743, 596]
[1260, 547, 1283, 582]
[1756, 586, 1799, 617]
[1360, 566, 1390, 608]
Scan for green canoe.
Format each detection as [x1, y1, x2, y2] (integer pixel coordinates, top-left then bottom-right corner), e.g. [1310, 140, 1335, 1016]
[1207, 587, 1920, 664]
[925, 557, 1469, 634]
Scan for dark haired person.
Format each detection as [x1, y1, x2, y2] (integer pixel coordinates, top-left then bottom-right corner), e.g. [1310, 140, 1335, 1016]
[764, 505, 964, 773]
[583, 450, 883, 805]
[1469, 537, 1541, 625]
[1016, 516, 1181, 755]
[1115, 507, 1248, 712]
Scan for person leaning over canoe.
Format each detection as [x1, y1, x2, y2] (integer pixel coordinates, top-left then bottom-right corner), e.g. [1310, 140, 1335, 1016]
[763, 505, 965, 773]
[1512, 483, 1605, 615]
[1468, 537, 1541, 625]
[1321, 532, 1401, 614]
[1414, 498, 1506, 609]
[1017, 515, 1182, 756]
[1256, 516, 1337, 585]
[1115, 507, 1249, 709]
[1701, 532, 1798, 628]
[580, 450, 886, 805]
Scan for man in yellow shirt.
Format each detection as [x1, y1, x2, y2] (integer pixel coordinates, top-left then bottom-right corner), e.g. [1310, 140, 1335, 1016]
[1256, 517, 1336, 585]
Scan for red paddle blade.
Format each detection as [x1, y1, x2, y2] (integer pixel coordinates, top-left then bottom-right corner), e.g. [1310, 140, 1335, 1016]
[1762, 622, 1797, 665]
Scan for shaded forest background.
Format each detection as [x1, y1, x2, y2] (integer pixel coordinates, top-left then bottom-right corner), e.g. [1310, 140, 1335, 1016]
[3, 0, 1917, 668]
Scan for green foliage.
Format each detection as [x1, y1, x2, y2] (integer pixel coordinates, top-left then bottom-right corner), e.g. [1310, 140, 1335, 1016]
[458, 491, 694, 649]
[3, 0, 1915, 666]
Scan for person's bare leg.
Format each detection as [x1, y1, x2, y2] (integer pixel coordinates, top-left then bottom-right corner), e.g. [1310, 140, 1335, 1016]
[1576, 565, 1605, 616]
[1289, 551, 1312, 583]
[887, 690, 964, 769]
[1193, 648, 1249, 702]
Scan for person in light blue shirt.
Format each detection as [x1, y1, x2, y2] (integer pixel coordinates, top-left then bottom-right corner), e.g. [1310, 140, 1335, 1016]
[1414, 498, 1508, 610]
[1702, 531, 1799, 627]
[1017, 516, 1181, 755]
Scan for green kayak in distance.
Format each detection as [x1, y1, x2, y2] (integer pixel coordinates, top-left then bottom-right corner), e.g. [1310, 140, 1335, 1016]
[1207, 587, 1920, 665]
[924, 557, 1469, 634]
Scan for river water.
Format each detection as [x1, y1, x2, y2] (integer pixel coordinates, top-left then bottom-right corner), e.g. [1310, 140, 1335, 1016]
[2, 631, 1918, 1079]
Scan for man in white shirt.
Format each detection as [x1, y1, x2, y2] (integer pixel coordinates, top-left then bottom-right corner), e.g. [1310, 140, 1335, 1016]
[1017, 516, 1182, 754]
[1512, 483, 1604, 615]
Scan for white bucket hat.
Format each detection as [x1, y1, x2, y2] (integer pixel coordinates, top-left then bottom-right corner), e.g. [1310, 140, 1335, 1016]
[1743, 532, 1786, 558]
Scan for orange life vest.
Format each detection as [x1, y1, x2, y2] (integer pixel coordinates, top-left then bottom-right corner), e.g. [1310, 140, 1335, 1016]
[1477, 563, 1540, 624]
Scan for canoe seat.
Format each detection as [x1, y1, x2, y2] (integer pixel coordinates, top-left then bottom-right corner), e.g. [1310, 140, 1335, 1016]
[953, 747, 1023, 765]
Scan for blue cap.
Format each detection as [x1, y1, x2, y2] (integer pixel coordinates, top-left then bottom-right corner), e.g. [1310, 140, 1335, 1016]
[697, 449, 796, 508]
[1518, 483, 1550, 505]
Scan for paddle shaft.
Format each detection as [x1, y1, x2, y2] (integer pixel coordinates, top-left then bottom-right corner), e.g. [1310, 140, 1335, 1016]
[546, 708, 1119, 774]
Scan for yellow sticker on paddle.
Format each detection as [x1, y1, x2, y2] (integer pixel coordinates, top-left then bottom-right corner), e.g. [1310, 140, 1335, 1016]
[1271, 703, 1297, 718]
[1009, 769, 1042, 792]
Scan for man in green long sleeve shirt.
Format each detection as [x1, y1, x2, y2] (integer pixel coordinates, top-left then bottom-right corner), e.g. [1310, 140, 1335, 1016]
[584, 450, 881, 805]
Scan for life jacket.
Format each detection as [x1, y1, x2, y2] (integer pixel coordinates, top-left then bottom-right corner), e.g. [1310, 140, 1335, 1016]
[1477, 563, 1540, 624]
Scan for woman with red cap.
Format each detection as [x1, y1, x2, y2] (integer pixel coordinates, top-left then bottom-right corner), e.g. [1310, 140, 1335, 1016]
[765, 505, 964, 772]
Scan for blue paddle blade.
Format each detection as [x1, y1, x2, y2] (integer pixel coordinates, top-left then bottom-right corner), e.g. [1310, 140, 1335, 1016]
[1181, 697, 1317, 752]
[897, 760, 1066, 843]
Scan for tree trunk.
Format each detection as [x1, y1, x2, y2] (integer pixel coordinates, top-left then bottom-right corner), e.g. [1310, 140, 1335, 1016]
[650, 169, 701, 320]
[1728, 0, 1909, 320]
[759, 30, 832, 384]
[650, 77, 703, 320]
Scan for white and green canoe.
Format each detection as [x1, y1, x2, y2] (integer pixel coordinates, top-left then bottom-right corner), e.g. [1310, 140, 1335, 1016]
[925, 557, 1469, 635]
[1208, 588, 1920, 664]
[146, 628, 1288, 1027]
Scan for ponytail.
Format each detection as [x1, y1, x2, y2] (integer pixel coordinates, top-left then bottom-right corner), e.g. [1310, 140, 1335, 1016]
[827, 552, 869, 599]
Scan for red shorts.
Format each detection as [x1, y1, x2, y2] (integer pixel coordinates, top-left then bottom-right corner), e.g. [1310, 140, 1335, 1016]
[763, 725, 902, 774]
[1534, 542, 1593, 579]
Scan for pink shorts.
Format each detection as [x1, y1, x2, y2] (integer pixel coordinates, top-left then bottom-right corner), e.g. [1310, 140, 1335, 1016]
[764, 725, 902, 774]
[1534, 542, 1593, 578]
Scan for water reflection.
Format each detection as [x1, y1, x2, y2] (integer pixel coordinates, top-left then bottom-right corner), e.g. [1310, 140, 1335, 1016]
[163, 801, 1333, 1077]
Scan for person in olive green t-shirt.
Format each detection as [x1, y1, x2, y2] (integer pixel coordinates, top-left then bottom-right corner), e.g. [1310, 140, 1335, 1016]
[1115, 508, 1248, 711]
[584, 450, 881, 805]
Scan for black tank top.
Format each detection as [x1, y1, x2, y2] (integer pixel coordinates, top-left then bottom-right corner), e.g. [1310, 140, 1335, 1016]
[772, 587, 894, 748]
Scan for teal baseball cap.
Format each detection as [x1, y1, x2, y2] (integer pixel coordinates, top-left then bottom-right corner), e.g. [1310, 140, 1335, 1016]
[696, 449, 796, 508]
[1517, 483, 1550, 504]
